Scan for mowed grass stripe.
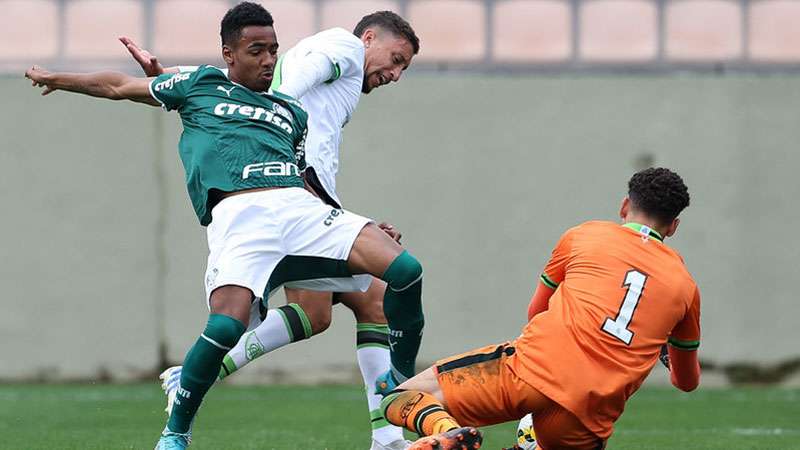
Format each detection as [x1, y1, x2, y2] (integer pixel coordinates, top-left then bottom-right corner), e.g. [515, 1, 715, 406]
[0, 384, 797, 449]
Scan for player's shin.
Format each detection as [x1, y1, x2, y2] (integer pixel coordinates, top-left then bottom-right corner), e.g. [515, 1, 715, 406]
[357, 324, 406, 444]
[167, 314, 245, 434]
[380, 251, 424, 381]
[381, 390, 459, 436]
[218, 304, 313, 379]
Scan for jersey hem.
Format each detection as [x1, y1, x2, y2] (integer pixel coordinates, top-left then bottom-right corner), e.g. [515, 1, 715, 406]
[507, 352, 613, 440]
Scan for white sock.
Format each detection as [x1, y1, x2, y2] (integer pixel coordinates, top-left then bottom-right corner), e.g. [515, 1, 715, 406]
[357, 324, 406, 445]
[221, 303, 312, 377]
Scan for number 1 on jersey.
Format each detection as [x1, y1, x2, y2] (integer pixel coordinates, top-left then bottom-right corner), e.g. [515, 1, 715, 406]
[602, 270, 647, 345]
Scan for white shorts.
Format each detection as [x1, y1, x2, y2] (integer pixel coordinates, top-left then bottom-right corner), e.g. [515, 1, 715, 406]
[283, 274, 373, 295]
[204, 187, 373, 305]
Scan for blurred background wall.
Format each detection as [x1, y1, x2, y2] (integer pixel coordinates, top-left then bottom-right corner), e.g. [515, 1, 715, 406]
[1, 0, 799, 385]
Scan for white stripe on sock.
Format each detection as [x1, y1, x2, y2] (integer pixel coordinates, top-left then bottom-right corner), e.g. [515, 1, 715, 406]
[200, 334, 232, 351]
[388, 272, 423, 292]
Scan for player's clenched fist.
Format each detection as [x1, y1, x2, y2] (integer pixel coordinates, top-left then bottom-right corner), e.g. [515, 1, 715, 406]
[25, 65, 57, 95]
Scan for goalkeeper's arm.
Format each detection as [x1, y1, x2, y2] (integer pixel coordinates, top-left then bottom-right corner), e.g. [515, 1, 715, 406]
[667, 345, 700, 392]
[527, 280, 556, 321]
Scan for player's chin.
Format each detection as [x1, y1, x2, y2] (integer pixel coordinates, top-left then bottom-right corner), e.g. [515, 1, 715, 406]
[261, 75, 274, 88]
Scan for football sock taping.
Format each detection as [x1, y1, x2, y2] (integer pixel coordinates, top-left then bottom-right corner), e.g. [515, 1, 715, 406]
[356, 324, 405, 444]
[277, 303, 314, 343]
[381, 251, 425, 379]
[168, 314, 245, 434]
[381, 390, 460, 436]
[218, 304, 312, 379]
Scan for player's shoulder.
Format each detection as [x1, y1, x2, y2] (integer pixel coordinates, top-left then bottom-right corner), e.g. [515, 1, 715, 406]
[191, 65, 228, 81]
[165, 65, 228, 90]
[269, 91, 308, 119]
[665, 247, 697, 287]
[270, 90, 303, 107]
[568, 220, 618, 237]
[311, 27, 365, 50]
[296, 28, 365, 70]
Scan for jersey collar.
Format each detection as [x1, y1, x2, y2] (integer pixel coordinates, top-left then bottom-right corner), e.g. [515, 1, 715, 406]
[623, 222, 663, 242]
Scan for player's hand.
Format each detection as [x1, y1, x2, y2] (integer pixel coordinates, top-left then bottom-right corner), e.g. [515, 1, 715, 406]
[379, 222, 402, 243]
[25, 65, 57, 95]
[659, 344, 671, 370]
[119, 36, 164, 76]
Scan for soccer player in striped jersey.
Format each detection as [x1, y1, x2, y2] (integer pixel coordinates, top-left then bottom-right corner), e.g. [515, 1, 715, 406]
[121, 10, 420, 450]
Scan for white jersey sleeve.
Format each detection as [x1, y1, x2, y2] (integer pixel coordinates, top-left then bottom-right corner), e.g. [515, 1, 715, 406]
[273, 28, 365, 207]
[275, 52, 334, 100]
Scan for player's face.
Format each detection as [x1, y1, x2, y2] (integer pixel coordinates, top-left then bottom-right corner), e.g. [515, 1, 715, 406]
[223, 25, 279, 92]
[362, 31, 414, 94]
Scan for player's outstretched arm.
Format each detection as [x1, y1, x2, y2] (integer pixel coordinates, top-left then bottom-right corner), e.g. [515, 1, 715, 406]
[667, 346, 700, 392]
[25, 65, 159, 106]
[119, 36, 179, 76]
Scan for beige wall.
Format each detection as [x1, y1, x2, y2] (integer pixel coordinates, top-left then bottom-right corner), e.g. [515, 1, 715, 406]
[1, 74, 798, 383]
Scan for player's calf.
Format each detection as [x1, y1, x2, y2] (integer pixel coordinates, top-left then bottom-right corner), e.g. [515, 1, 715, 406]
[380, 250, 424, 382]
[381, 390, 459, 436]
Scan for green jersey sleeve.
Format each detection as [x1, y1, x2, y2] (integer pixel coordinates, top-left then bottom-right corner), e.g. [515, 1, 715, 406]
[149, 70, 198, 111]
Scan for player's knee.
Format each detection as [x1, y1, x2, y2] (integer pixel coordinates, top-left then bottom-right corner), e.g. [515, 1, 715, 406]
[308, 307, 332, 334]
[382, 250, 423, 292]
[205, 313, 247, 348]
[353, 302, 385, 324]
[343, 291, 386, 324]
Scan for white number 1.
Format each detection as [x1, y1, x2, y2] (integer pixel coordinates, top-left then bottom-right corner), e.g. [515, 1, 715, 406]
[602, 270, 647, 345]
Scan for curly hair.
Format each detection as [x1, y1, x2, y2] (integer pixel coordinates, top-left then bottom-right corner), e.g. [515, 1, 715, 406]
[354, 11, 420, 54]
[220, 2, 274, 47]
[628, 168, 690, 224]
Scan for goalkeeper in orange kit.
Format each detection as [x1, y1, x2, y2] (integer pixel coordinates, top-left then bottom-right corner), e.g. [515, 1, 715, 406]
[380, 168, 701, 450]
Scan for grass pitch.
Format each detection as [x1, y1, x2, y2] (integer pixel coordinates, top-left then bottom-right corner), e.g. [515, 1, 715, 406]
[0, 384, 797, 449]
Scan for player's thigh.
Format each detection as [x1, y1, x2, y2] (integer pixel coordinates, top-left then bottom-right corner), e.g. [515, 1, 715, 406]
[397, 366, 443, 401]
[338, 277, 387, 324]
[347, 223, 404, 277]
[204, 193, 288, 321]
[284, 287, 334, 334]
[280, 191, 379, 279]
[433, 343, 546, 427]
[533, 406, 607, 450]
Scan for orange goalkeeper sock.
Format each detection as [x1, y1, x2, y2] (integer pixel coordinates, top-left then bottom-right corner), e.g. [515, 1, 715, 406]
[381, 390, 460, 436]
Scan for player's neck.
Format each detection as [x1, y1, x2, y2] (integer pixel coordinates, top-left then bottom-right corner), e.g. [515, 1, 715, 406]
[226, 70, 266, 93]
[622, 215, 667, 241]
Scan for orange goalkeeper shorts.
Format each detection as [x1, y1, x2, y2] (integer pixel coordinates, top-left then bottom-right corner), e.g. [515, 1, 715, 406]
[433, 342, 606, 450]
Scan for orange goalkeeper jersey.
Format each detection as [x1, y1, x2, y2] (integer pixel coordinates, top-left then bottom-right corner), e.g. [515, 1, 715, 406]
[511, 221, 701, 439]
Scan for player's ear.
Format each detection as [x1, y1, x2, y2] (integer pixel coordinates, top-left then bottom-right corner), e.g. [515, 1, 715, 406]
[361, 28, 376, 48]
[619, 197, 630, 221]
[665, 217, 679, 238]
[222, 45, 234, 65]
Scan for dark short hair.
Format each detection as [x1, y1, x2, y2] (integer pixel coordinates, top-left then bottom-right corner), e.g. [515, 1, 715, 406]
[354, 11, 420, 54]
[220, 2, 274, 46]
[628, 168, 690, 224]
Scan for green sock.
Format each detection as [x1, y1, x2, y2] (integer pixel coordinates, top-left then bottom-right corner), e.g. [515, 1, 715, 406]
[168, 314, 245, 433]
[381, 251, 424, 379]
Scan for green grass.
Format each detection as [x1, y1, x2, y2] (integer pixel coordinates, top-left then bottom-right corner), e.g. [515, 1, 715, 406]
[0, 384, 797, 449]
